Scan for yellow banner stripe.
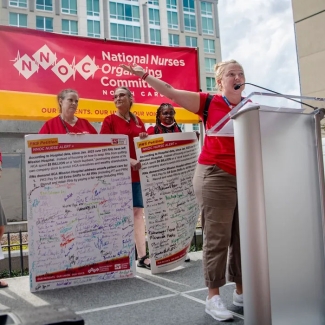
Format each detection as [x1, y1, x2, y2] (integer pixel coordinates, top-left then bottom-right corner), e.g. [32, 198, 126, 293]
[0, 91, 200, 124]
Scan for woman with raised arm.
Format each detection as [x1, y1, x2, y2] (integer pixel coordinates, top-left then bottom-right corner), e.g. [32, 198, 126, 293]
[39, 89, 97, 134]
[121, 60, 245, 322]
[100, 87, 150, 270]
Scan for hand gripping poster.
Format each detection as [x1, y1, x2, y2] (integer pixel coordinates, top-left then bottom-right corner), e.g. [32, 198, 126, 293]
[25, 134, 135, 292]
[134, 132, 200, 273]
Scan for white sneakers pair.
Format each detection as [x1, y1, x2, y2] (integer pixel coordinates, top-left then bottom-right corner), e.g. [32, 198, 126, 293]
[205, 290, 243, 322]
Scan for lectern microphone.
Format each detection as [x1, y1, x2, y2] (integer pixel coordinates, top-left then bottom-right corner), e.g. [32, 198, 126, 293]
[234, 82, 317, 110]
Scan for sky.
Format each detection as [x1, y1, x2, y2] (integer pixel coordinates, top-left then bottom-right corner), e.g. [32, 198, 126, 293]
[217, 0, 301, 102]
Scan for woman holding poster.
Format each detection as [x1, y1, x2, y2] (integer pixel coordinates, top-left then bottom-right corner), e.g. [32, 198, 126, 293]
[121, 60, 245, 322]
[100, 87, 151, 270]
[39, 89, 98, 134]
[147, 103, 192, 262]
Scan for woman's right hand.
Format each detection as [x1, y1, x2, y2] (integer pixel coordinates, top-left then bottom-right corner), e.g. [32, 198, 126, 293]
[130, 158, 141, 171]
[120, 63, 145, 78]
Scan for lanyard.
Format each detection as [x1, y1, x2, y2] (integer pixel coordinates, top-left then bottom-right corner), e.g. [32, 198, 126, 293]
[59, 115, 70, 134]
[222, 95, 244, 109]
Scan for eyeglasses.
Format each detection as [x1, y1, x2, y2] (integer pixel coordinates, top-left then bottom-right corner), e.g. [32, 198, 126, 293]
[161, 111, 175, 116]
[113, 93, 127, 99]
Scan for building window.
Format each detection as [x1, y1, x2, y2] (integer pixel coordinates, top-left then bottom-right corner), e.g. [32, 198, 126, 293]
[202, 17, 213, 35]
[87, 0, 99, 16]
[148, 0, 159, 5]
[201, 1, 211, 15]
[193, 124, 199, 131]
[167, 0, 177, 10]
[204, 39, 215, 53]
[110, 23, 141, 43]
[201, 2, 213, 35]
[184, 13, 196, 32]
[185, 36, 197, 47]
[167, 11, 178, 29]
[169, 34, 179, 47]
[206, 77, 215, 91]
[205, 58, 216, 73]
[110, 2, 140, 22]
[150, 28, 161, 45]
[87, 20, 100, 38]
[36, 0, 53, 11]
[149, 8, 160, 25]
[61, 0, 77, 15]
[36, 16, 53, 32]
[62, 19, 78, 35]
[9, 12, 27, 27]
[183, 0, 195, 13]
[9, 0, 27, 8]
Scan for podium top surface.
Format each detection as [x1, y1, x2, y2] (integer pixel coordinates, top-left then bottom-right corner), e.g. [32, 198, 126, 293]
[206, 92, 325, 137]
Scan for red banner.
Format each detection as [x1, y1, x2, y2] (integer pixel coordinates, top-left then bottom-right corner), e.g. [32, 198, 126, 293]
[0, 26, 200, 123]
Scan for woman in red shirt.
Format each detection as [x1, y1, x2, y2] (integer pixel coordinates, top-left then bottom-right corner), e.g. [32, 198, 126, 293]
[120, 60, 245, 321]
[147, 103, 182, 135]
[39, 89, 97, 134]
[100, 87, 150, 269]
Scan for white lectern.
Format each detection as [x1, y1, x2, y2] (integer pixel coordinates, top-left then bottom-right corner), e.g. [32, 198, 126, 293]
[207, 93, 325, 325]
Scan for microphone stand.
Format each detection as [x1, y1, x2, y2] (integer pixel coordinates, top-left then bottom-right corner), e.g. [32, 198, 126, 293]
[235, 82, 317, 111]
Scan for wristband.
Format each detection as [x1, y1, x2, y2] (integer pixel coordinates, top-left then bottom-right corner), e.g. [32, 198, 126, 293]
[141, 72, 149, 80]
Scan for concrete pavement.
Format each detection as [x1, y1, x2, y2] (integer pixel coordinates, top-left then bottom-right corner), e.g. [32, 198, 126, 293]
[0, 251, 244, 324]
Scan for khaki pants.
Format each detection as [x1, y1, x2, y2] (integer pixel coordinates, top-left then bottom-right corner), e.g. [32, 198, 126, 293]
[193, 164, 242, 289]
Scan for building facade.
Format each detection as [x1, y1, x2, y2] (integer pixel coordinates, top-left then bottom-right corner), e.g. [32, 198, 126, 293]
[0, 0, 221, 93]
[291, 0, 325, 100]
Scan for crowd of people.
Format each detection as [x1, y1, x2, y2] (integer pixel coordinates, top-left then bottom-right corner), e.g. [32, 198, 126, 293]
[1, 58, 245, 321]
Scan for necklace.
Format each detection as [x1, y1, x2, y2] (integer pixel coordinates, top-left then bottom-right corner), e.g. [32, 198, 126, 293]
[116, 112, 130, 123]
[61, 114, 76, 125]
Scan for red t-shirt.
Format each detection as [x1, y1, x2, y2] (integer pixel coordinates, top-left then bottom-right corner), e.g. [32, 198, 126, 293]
[39, 115, 97, 134]
[198, 93, 236, 176]
[100, 114, 146, 183]
[0, 151, 2, 163]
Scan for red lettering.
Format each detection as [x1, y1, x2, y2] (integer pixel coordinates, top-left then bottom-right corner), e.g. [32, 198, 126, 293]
[95, 110, 108, 115]
[41, 108, 57, 113]
[58, 65, 69, 75]
[82, 62, 90, 73]
[40, 52, 50, 63]
[22, 60, 32, 71]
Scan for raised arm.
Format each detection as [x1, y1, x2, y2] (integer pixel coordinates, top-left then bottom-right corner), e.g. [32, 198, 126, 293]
[120, 64, 200, 114]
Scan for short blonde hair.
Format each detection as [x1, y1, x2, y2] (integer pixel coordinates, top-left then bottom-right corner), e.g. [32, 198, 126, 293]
[214, 59, 244, 91]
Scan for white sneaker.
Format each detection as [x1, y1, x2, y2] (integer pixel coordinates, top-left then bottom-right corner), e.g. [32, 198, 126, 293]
[233, 290, 243, 307]
[205, 295, 233, 321]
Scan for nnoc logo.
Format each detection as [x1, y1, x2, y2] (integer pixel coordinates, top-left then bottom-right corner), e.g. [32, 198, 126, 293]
[12, 44, 99, 83]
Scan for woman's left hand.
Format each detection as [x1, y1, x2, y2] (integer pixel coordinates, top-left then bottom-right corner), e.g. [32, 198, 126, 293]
[139, 132, 148, 139]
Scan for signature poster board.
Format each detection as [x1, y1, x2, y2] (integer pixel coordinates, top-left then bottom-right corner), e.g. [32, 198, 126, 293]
[25, 134, 135, 292]
[134, 132, 200, 273]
